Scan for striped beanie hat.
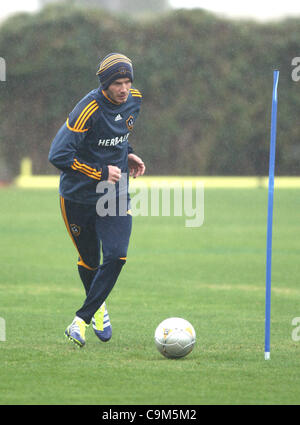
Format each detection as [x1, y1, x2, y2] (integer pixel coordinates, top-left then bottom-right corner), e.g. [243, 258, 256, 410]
[96, 53, 133, 89]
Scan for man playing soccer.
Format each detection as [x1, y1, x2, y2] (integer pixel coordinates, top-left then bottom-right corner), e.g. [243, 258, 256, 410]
[49, 53, 145, 347]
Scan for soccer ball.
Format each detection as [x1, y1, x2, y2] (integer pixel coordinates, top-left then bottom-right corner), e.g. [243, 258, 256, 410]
[154, 317, 196, 359]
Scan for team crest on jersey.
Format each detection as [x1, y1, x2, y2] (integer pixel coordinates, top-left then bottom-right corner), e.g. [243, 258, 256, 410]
[126, 115, 134, 131]
[70, 224, 81, 237]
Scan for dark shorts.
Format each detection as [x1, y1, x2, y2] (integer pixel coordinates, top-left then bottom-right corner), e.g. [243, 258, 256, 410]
[59, 196, 132, 270]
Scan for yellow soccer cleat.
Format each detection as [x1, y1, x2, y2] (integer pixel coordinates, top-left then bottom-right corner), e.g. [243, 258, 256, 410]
[65, 316, 88, 347]
[92, 302, 112, 342]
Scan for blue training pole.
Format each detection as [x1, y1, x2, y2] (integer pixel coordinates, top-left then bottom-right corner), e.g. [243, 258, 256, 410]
[264, 70, 279, 360]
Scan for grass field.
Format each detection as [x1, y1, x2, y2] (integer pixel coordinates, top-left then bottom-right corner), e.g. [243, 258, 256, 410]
[0, 185, 300, 405]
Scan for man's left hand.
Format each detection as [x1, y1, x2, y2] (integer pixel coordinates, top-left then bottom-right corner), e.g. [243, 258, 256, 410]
[128, 153, 146, 178]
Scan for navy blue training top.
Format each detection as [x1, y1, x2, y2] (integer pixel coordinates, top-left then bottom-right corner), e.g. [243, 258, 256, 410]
[48, 86, 142, 205]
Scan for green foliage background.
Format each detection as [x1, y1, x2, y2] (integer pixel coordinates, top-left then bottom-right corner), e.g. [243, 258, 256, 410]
[0, 4, 300, 178]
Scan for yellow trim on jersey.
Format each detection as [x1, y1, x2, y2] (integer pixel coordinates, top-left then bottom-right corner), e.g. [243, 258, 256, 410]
[77, 104, 99, 131]
[71, 158, 102, 180]
[73, 100, 97, 129]
[66, 118, 89, 133]
[73, 100, 99, 131]
[130, 88, 142, 98]
[101, 90, 120, 105]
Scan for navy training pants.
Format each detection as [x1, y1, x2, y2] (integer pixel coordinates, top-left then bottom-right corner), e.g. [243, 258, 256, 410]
[60, 196, 132, 323]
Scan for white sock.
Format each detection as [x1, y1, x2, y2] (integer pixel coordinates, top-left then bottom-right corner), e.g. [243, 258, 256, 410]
[74, 315, 85, 323]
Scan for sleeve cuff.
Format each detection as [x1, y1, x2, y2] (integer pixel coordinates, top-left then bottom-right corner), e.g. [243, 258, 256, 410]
[101, 164, 109, 181]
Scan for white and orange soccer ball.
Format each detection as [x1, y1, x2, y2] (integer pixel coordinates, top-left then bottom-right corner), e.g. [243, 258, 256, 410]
[154, 317, 196, 359]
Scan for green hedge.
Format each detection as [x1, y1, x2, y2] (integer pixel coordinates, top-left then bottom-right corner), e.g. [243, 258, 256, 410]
[0, 4, 299, 177]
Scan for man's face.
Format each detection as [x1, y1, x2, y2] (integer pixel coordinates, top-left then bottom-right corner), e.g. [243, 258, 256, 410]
[105, 78, 132, 104]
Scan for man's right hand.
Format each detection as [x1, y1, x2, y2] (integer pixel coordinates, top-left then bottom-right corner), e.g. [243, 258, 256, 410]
[107, 165, 122, 184]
